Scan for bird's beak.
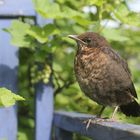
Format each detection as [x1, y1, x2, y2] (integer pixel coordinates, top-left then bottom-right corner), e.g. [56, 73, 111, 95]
[68, 35, 87, 46]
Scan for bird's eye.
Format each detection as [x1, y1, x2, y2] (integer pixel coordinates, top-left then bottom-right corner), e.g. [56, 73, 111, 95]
[85, 38, 91, 44]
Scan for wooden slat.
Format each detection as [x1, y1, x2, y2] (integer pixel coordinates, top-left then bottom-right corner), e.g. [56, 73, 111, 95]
[0, 0, 35, 16]
[54, 111, 140, 140]
[35, 83, 54, 140]
[35, 15, 54, 140]
[0, 19, 18, 140]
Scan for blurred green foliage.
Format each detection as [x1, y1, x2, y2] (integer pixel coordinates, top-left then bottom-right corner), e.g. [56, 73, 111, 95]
[5, 0, 140, 139]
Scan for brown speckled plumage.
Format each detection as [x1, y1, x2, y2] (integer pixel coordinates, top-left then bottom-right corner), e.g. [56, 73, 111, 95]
[69, 32, 140, 117]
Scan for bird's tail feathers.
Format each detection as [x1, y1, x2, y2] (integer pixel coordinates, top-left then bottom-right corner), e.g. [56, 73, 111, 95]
[120, 100, 140, 117]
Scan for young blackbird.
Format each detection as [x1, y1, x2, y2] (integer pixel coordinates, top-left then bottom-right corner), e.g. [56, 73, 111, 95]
[68, 32, 140, 118]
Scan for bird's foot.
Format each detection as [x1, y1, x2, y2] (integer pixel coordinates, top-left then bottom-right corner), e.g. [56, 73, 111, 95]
[109, 116, 117, 122]
[83, 117, 107, 130]
[83, 116, 118, 130]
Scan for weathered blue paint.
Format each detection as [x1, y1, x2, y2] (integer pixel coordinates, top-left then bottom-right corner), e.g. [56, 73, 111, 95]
[54, 111, 140, 140]
[35, 83, 54, 140]
[55, 127, 73, 140]
[0, 1, 54, 140]
[0, 20, 18, 140]
[0, 0, 35, 16]
[35, 15, 54, 140]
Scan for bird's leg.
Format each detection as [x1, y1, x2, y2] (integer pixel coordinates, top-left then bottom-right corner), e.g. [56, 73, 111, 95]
[85, 118, 93, 130]
[111, 106, 119, 121]
[97, 106, 106, 118]
[84, 106, 106, 129]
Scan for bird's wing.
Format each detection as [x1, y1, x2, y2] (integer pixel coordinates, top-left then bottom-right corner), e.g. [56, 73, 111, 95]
[101, 47, 137, 98]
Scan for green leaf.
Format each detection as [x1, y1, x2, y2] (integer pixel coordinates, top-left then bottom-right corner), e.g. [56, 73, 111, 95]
[73, 16, 93, 26]
[62, 6, 83, 18]
[4, 20, 31, 47]
[44, 24, 60, 35]
[35, 1, 62, 19]
[33, 0, 83, 19]
[116, 4, 129, 17]
[89, 0, 103, 6]
[102, 28, 129, 42]
[27, 24, 60, 43]
[113, 4, 140, 27]
[27, 26, 48, 43]
[0, 88, 25, 107]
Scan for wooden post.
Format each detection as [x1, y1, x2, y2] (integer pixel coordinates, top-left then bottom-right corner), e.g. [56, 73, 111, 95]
[0, 0, 35, 140]
[35, 83, 54, 140]
[35, 15, 54, 140]
[0, 20, 18, 140]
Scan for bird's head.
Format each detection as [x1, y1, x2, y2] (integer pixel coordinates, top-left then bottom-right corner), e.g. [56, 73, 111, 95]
[68, 32, 109, 48]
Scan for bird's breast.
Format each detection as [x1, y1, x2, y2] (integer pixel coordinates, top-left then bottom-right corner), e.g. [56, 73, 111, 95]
[74, 50, 109, 95]
[75, 49, 108, 77]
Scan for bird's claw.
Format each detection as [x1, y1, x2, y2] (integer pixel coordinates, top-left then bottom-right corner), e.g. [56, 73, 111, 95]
[83, 118, 93, 130]
[83, 117, 106, 130]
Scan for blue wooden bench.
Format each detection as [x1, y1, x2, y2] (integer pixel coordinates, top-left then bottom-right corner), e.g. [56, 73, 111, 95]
[0, 1, 140, 140]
